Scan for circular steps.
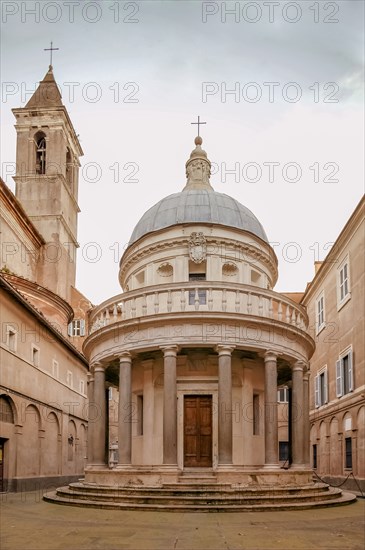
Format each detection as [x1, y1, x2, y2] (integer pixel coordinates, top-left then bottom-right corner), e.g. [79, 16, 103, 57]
[44, 481, 357, 512]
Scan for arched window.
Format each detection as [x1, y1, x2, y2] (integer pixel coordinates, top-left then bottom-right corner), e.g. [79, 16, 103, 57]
[35, 132, 46, 175]
[0, 396, 14, 424]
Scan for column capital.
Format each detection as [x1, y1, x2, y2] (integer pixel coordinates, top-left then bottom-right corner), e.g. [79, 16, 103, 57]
[216, 344, 235, 356]
[160, 345, 179, 357]
[264, 350, 278, 362]
[92, 361, 104, 373]
[303, 368, 310, 381]
[293, 360, 306, 372]
[119, 351, 132, 364]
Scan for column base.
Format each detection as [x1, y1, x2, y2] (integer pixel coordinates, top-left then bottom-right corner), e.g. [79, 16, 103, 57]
[263, 463, 280, 469]
[290, 463, 306, 470]
[115, 463, 133, 470]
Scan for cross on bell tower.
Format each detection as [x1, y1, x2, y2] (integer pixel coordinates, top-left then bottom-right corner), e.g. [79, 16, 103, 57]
[44, 41, 59, 68]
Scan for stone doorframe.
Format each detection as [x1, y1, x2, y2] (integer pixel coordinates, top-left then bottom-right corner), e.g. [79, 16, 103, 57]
[177, 380, 218, 470]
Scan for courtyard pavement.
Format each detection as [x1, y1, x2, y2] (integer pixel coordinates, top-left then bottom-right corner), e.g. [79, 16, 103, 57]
[0, 491, 364, 550]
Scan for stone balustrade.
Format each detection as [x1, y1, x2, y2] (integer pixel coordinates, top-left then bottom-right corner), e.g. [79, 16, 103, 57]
[89, 283, 308, 334]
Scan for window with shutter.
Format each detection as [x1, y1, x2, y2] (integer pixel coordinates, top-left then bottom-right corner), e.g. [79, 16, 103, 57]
[336, 359, 343, 397]
[68, 319, 86, 337]
[336, 349, 354, 398]
[315, 367, 328, 407]
[315, 375, 319, 408]
[338, 256, 351, 308]
[315, 292, 325, 333]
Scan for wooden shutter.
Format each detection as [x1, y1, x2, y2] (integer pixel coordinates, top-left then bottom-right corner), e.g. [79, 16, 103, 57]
[336, 359, 343, 397]
[324, 369, 328, 404]
[348, 350, 353, 392]
[315, 375, 319, 408]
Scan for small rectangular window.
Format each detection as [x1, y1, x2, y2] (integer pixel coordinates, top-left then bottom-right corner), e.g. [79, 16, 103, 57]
[316, 292, 325, 333]
[108, 387, 113, 401]
[338, 257, 351, 307]
[66, 370, 73, 388]
[6, 326, 17, 352]
[52, 360, 59, 379]
[315, 367, 328, 407]
[68, 319, 85, 337]
[279, 441, 289, 461]
[345, 437, 352, 469]
[313, 444, 317, 469]
[336, 349, 353, 397]
[31, 345, 40, 367]
[253, 394, 260, 435]
[137, 395, 143, 436]
[277, 387, 289, 403]
[188, 273, 206, 305]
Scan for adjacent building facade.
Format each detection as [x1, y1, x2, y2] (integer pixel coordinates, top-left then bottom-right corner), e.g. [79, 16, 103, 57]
[0, 65, 90, 491]
[302, 197, 365, 492]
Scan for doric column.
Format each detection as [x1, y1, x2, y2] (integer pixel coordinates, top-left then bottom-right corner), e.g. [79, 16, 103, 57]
[242, 359, 254, 466]
[217, 345, 235, 465]
[303, 364, 310, 467]
[118, 352, 132, 465]
[92, 363, 107, 465]
[86, 372, 94, 464]
[264, 351, 279, 468]
[142, 359, 155, 465]
[292, 360, 305, 468]
[162, 346, 178, 465]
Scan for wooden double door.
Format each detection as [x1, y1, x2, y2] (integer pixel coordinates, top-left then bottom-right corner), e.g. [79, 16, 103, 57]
[183, 395, 212, 467]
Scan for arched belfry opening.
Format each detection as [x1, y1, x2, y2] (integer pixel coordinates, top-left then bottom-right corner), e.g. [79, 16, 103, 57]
[66, 148, 73, 188]
[35, 132, 46, 175]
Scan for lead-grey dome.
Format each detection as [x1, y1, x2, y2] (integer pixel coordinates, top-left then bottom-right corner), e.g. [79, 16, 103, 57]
[129, 189, 268, 244]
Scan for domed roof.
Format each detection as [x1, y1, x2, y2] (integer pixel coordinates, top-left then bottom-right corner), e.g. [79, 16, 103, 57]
[128, 136, 268, 245]
[129, 189, 268, 244]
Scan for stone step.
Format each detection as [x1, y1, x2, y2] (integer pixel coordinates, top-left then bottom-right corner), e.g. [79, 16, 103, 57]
[67, 481, 330, 497]
[44, 490, 357, 512]
[53, 485, 344, 506]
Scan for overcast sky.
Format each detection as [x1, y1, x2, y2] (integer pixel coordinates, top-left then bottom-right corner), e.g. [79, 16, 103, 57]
[1, 0, 364, 304]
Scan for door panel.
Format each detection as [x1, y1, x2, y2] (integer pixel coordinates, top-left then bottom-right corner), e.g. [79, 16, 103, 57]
[184, 396, 212, 467]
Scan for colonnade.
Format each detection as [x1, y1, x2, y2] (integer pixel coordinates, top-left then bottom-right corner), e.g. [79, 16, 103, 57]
[87, 347, 310, 469]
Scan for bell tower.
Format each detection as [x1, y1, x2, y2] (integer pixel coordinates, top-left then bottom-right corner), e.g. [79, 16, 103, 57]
[12, 65, 83, 302]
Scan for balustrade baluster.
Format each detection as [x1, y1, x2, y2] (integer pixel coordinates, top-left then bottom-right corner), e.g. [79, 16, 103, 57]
[222, 289, 227, 312]
[285, 304, 291, 323]
[142, 294, 147, 315]
[154, 291, 159, 314]
[235, 290, 240, 313]
[131, 298, 136, 318]
[180, 289, 186, 311]
[120, 301, 125, 320]
[194, 288, 200, 311]
[291, 308, 296, 325]
[269, 297, 273, 318]
[112, 303, 118, 320]
[105, 308, 110, 325]
[208, 288, 213, 311]
[258, 294, 263, 316]
[167, 290, 172, 312]
[247, 292, 252, 314]
[278, 301, 283, 321]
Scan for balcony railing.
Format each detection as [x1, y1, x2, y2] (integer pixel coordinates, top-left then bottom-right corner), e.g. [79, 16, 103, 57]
[89, 282, 308, 335]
